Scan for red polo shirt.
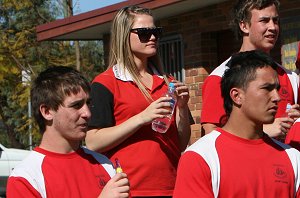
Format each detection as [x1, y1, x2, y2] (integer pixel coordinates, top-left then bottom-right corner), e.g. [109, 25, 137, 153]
[88, 64, 181, 196]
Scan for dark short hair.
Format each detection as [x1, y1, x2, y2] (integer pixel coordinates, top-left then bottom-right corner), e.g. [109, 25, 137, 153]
[31, 66, 90, 133]
[221, 50, 277, 116]
[229, 0, 280, 40]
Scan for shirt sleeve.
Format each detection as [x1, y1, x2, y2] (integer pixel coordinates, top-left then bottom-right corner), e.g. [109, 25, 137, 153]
[88, 82, 115, 128]
[7, 176, 42, 198]
[201, 75, 227, 125]
[298, 78, 300, 105]
[285, 120, 300, 151]
[173, 151, 214, 198]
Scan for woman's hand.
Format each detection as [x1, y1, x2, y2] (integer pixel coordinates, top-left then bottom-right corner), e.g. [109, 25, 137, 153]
[172, 80, 190, 108]
[138, 96, 173, 125]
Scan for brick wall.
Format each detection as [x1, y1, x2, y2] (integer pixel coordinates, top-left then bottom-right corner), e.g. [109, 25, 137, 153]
[185, 67, 209, 143]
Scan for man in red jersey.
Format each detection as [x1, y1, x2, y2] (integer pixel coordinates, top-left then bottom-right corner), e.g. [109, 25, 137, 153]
[174, 50, 300, 197]
[6, 66, 130, 198]
[285, 42, 300, 150]
[201, 0, 300, 139]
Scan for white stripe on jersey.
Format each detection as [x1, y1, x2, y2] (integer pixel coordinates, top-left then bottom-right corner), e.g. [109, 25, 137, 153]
[210, 57, 299, 104]
[185, 131, 221, 198]
[9, 147, 116, 198]
[186, 130, 300, 198]
[10, 151, 47, 197]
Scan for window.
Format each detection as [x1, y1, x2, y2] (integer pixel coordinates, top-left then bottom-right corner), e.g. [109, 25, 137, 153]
[159, 34, 184, 81]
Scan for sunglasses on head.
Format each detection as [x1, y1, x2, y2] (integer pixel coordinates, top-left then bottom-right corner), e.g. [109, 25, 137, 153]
[130, 27, 163, 42]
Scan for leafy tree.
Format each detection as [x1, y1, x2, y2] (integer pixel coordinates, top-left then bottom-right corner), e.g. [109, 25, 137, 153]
[0, 0, 75, 148]
[0, 0, 106, 148]
[80, 40, 106, 81]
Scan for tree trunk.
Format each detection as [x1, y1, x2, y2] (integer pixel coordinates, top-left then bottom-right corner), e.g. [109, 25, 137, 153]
[66, 0, 81, 71]
[75, 41, 81, 71]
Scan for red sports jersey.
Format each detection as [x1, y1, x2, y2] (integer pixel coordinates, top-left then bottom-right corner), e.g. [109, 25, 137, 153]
[173, 128, 300, 197]
[88, 64, 182, 196]
[7, 147, 115, 198]
[201, 58, 299, 126]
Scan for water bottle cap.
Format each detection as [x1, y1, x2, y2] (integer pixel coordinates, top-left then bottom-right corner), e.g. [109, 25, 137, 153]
[286, 103, 292, 111]
[169, 82, 175, 88]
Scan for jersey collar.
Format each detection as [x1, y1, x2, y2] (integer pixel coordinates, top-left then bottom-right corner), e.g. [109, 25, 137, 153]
[113, 64, 163, 82]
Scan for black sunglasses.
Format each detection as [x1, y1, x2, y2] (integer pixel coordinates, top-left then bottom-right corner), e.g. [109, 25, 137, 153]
[130, 27, 163, 42]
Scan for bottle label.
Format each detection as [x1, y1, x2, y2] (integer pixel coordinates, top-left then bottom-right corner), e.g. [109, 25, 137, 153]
[169, 87, 175, 93]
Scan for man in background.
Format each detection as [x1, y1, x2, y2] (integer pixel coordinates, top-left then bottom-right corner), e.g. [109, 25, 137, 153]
[201, 0, 300, 139]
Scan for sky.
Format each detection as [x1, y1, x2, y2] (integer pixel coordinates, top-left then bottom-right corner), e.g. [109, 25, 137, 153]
[75, 0, 126, 14]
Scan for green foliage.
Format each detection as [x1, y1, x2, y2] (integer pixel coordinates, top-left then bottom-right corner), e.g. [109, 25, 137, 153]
[0, 0, 70, 148]
[80, 40, 106, 81]
[0, 0, 53, 148]
[0, 0, 105, 148]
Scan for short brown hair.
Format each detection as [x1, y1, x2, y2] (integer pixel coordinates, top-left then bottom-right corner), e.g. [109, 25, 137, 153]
[31, 66, 90, 133]
[229, 0, 280, 40]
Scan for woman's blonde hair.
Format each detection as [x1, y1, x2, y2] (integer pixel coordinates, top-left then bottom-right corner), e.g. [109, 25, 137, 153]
[108, 5, 169, 102]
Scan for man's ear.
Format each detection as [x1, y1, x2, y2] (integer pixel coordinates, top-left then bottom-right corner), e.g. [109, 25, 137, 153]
[40, 104, 53, 121]
[239, 21, 249, 34]
[230, 87, 243, 106]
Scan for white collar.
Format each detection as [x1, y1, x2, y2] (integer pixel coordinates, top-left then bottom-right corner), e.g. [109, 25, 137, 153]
[113, 64, 133, 81]
[112, 64, 163, 82]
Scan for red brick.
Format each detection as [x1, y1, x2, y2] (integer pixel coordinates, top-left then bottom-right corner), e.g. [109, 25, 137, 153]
[189, 90, 196, 97]
[195, 90, 202, 96]
[190, 97, 201, 104]
[191, 124, 200, 131]
[185, 76, 194, 84]
[189, 69, 198, 76]
[196, 103, 202, 110]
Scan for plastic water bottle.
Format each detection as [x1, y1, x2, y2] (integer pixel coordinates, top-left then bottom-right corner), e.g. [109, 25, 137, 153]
[282, 103, 292, 117]
[152, 82, 177, 133]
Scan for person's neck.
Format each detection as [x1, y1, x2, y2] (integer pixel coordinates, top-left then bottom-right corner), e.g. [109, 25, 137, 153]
[39, 130, 80, 154]
[134, 58, 153, 79]
[134, 56, 148, 72]
[239, 40, 271, 54]
[222, 112, 264, 140]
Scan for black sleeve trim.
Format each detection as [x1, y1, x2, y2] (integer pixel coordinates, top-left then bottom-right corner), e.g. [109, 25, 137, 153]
[189, 108, 195, 125]
[88, 82, 115, 128]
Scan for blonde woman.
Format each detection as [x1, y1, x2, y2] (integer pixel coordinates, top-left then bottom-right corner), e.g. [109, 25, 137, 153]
[86, 5, 192, 197]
